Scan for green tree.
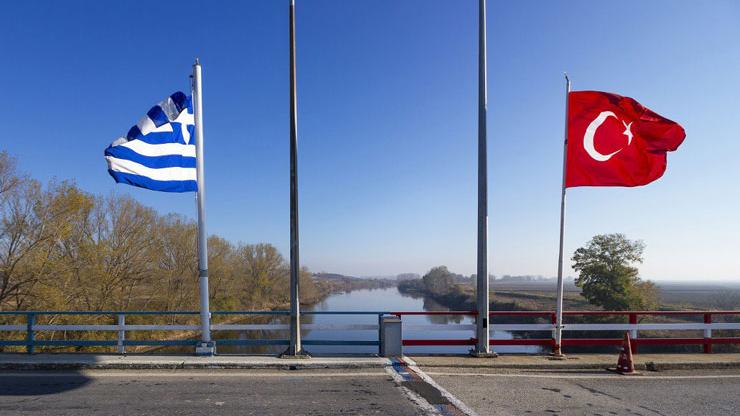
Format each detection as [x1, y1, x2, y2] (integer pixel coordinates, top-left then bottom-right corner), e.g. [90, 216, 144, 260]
[422, 266, 455, 296]
[572, 233, 658, 310]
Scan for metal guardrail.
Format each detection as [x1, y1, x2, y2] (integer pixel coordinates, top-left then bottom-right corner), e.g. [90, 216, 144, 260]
[1, 310, 739, 354]
[392, 310, 740, 354]
[0, 310, 387, 354]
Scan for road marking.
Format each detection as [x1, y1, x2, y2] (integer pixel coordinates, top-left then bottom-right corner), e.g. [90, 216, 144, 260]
[390, 357, 479, 416]
[384, 366, 443, 416]
[424, 372, 740, 380]
[406, 365, 480, 416]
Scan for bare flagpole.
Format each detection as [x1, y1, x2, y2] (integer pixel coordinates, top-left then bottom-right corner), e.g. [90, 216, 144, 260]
[282, 0, 307, 358]
[553, 74, 571, 358]
[192, 58, 215, 356]
[473, 0, 494, 357]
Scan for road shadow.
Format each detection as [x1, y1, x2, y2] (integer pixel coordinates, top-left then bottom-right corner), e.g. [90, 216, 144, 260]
[0, 372, 92, 396]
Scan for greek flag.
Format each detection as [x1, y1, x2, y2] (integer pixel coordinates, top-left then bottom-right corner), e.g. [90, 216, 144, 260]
[105, 91, 197, 192]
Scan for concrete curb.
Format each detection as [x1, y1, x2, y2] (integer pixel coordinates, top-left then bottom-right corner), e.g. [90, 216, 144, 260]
[0, 362, 390, 371]
[407, 353, 740, 371]
[412, 361, 740, 371]
[1, 354, 738, 371]
[0, 354, 392, 371]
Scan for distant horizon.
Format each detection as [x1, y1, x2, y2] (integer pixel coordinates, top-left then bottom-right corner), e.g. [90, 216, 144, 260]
[323, 270, 739, 285]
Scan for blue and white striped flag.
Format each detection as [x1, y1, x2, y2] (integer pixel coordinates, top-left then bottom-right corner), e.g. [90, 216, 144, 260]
[105, 91, 197, 192]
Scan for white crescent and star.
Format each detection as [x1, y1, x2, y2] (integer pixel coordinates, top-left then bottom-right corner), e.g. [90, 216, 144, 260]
[582, 111, 634, 162]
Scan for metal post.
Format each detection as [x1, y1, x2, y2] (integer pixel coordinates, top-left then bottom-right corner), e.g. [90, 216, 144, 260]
[629, 313, 638, 354]
[550, 312, 557, 353]
[281, 0, 307, 358]
[553, 74, 571, 358]
[193, 58, 215, 356]
[26, 313, 34, 354]
[703, 313, 712, 354]
[473, 0, 494, 357]
[378, 314, 384, 356]
[117, 314, 126, 355]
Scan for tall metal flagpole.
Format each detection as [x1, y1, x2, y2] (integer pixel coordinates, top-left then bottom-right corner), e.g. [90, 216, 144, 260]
[553, 74, 571, 358]
[283, 0, 306, 358]
[193, 58, 215, 356]
[474, 0, 494, 357]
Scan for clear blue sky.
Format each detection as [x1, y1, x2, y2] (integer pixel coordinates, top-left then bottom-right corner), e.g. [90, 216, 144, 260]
[1, 1, 738, 281]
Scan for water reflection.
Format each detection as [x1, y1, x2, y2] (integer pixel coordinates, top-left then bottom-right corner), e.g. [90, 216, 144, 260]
[421, 297, 465, 325]
[215, 287, 540, 355]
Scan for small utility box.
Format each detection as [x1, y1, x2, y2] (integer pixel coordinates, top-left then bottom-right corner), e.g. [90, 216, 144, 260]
[380, 315, 402, 357]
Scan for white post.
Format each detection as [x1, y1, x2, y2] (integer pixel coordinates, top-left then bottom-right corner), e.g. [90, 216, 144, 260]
[193, 58, 215, 356]
[473, 0, 494, 358]
[553, 74, 571, 357]
[117, 314, 126, 355]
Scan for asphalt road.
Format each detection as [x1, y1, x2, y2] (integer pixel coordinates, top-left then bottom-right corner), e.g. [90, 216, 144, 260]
[0, 369, 425, 416]
[2, 367, 739, 415]
[422, 367, 740, 416]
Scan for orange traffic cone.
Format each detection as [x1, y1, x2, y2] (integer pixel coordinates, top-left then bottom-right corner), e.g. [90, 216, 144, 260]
[611, 332, 637, 375]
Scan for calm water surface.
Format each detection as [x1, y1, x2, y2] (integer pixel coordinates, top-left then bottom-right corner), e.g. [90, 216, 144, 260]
[218, 287, 539, 355]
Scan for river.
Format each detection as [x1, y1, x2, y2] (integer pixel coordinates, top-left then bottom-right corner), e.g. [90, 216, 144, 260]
[217, 287, 540, 355]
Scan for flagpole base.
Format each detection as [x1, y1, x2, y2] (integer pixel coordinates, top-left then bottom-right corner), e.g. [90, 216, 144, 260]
[195, 341, 216, 356]
[279, 349, 311, 359]
[549, 345, 567, 360]
[549, 353, 567, 361]
[469, 349, 498, 358]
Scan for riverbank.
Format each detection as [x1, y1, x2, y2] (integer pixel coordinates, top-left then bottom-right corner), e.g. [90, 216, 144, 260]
[313, 273, 396, 295]
[397, 281, 593, 313]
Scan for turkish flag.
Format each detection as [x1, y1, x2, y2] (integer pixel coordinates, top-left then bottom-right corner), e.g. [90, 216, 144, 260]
[566, 91, 685, 187]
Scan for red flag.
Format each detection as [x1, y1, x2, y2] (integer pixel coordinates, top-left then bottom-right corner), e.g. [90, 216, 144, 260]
[566, 91, 685, 187]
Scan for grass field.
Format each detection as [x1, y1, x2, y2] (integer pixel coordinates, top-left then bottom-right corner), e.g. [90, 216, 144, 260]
[485, 280, 740, 311]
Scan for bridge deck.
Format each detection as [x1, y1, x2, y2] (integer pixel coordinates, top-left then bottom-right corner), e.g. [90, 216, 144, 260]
[1, 359, 738, 416]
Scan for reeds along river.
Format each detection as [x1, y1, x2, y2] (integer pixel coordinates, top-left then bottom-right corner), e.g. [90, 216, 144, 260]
[215, 287, 540, 355]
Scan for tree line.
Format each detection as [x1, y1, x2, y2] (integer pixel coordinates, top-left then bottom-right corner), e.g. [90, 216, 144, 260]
[0, 151, 320, 313]
[399, 234, 659, 312]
